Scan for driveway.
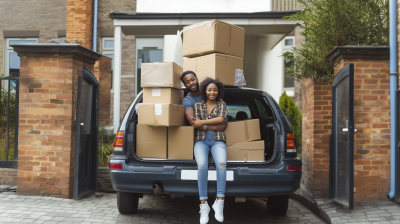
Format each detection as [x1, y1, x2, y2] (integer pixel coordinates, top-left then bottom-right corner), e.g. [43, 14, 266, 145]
[0, 192, 325, 224]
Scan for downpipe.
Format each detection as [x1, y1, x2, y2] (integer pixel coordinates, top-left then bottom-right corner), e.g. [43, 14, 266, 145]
[388, 0, 397, 200]
[92, 0, 98, 52]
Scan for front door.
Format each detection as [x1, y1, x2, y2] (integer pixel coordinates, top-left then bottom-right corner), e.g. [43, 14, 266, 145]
[329, 64, 355, 209]
[73, 67, 99, 200]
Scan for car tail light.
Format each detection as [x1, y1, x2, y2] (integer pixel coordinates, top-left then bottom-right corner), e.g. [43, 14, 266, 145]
[286, 133, 297, 153]
[109, 163, 122, 170]
[287, 165, 302, 171]
[113, 132, 124, 151]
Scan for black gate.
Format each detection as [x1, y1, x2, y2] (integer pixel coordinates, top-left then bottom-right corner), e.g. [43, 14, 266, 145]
[73, 67, 99, 200]
[395, 90, 400, 203]
[0, 77, 19, 168]
[329, 64, 355, 209]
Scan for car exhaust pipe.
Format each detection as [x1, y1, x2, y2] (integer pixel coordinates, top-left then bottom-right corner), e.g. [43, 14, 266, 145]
[153, 184, 164, 195]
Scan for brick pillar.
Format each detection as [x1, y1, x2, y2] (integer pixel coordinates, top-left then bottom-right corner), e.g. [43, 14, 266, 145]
[12, 44, 101, 198]
[93, 56, 112, 127]
[300, 78, 332, 200]
[327, 46, 390, 203]
[301, 46, 390, 203]
[66, 0, 94, 49]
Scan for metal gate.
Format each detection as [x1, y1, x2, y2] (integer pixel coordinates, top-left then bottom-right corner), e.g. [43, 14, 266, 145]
[395, 90, 400, 203]
[329, 64, 355, 209]
[0, 77, 19, 168]
[73, 67, 99, 200]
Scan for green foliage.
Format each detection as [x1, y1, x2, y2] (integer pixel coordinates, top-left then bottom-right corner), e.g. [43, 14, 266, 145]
[0, 71, 16, 130]
[0, 130, 15, 161]
[98, 127, 115, 167]
[282, 0, 389, 82]
[279, 91, 302, 158]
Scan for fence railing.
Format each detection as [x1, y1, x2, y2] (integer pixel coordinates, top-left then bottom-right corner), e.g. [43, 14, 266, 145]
[0, 77, 19, 168]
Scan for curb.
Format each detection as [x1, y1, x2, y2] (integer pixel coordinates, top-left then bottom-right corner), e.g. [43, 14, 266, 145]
[290, 193, 332, 224]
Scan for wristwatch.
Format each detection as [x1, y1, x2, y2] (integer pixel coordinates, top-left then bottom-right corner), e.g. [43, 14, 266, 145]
[203, 124, 208, 131]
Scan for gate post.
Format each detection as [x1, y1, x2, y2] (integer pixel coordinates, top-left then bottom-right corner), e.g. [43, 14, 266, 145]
[12, 43, 102, 198]
[300, 46, 390, 203]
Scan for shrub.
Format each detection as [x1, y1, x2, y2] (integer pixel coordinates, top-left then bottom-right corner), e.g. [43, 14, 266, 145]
[282, 0, 389, 82]
[98, 127, 115, 167]
[279, 91, 302, 158]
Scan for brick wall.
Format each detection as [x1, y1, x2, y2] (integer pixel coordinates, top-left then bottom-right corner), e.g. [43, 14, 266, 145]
[0, 168, 17, 185]
[0, 0, 67, 73]
[66, 0, 94, 49]
[93, 56, 112, 127]
[14, 44, 100, 198]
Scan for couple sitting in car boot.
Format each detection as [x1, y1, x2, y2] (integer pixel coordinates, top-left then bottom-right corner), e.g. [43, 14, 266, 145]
[181, 71, 228, 224]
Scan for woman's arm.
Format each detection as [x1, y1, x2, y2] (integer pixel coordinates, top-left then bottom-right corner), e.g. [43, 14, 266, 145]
[191, 116, 224, 128]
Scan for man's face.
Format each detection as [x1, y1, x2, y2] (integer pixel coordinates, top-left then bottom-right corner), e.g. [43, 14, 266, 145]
[182, 73, 199, 93]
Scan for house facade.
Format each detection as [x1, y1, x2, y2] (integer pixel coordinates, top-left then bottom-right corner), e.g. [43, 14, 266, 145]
[1, 0, 304, 133]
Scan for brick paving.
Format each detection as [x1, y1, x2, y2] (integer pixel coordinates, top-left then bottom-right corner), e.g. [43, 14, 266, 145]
[0, 191, 325, 224]
[313, 198, 400, 224]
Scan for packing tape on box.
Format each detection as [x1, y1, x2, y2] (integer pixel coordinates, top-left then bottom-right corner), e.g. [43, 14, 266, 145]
[177, 20, 213, 36]
[244, 121, 249, 140]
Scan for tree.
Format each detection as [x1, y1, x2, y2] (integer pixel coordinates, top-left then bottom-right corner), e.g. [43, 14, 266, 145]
[279, 91, 302, 157]
[282, 0, 389, 82]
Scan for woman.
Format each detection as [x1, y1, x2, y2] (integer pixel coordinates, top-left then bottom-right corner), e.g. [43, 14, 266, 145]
[191, 77, 228, 224]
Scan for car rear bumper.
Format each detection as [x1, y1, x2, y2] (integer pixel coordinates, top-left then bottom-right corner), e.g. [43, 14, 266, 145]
[109, 159, 302, 197]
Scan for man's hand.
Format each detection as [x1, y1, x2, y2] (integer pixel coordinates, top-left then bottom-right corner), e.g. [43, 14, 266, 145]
[191, 118, 204, 129]
[208, 122, 228, 132]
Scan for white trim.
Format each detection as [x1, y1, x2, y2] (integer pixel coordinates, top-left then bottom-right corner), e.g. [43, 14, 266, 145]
[102, 37, 115, 51]
[114, 18, 297, 26]
[113, 26, 122, 134]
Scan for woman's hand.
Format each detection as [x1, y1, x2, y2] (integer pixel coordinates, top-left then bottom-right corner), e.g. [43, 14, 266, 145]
[191, 118, 204, 129]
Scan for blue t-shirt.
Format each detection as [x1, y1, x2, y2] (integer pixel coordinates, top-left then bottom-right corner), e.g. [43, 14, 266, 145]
[182, 93, 203, 110]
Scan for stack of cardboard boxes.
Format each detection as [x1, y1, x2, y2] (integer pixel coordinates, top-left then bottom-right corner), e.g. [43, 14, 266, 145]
[136, 20, 265, 161]
[137, 61, 195, 160]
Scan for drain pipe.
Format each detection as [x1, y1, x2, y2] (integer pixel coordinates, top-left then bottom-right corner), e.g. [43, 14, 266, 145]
[388, 0, 397, 200]
[92, 0, 98, 52]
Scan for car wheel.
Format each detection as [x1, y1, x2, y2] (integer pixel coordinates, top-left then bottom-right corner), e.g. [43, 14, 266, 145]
[267, 194, 289, 216]
[117, 192, 139, 214]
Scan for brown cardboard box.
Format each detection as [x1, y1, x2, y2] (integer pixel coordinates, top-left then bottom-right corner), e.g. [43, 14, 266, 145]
[224, 119, 261, 145]
[183, 53, 243, 86]
[143, 88, 184, 104]
[138, 103, 185, 126]
[168, 126, 195, 159]
[141, 61, 183, 89]
[182, 20, 245, 58]
[136, 124, 167, 158]
[227, 141, 265, 161]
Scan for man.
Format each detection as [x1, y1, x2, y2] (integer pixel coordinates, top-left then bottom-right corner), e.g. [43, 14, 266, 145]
[181, 70, 227, 131]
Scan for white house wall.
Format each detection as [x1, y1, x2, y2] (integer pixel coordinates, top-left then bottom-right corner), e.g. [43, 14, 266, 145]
[137, 0, 271, 13]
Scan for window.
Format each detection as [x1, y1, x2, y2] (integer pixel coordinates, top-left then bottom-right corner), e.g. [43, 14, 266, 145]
[226, 105, 251, 121]
[283, 57, 294, 88]
[102, 38, 114, 90]
[285, 38, 294, 46]
[282, 36, 295, 97]
[4, 38, 38, 89]
[135, 38, 164, 94]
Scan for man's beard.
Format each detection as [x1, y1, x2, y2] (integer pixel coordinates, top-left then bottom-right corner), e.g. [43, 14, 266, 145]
[188, 83, 200, 93]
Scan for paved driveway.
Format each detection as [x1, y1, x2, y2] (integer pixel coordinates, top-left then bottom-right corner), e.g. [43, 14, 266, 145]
[0, 192, 325, 224]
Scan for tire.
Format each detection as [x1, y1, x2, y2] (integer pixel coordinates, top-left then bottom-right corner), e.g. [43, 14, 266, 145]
[117, 192, 139, 214]
[267, 194, 289, 216]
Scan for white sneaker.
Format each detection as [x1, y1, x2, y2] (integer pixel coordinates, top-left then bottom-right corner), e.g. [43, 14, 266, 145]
[212, 198, 224, 222]
[199, 201, 210, 224]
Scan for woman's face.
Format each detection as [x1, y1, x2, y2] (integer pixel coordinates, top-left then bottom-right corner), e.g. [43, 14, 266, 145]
[206, 83, 218, 101]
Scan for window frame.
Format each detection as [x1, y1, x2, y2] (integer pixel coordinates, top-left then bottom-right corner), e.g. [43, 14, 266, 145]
[101, 37, 114, 91]
[281, 36, 295, 97]
[4, 38, 38, 90]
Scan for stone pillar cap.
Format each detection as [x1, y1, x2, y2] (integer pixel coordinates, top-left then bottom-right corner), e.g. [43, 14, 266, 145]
[326, 45, 389, 62]
[11, 43, 102, 64]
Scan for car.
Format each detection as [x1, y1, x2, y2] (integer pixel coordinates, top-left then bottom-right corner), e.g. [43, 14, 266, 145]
[108, 87, 302, 216]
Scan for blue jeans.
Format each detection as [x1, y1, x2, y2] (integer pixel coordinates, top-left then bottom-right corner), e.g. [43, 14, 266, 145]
[194, 131, 227, 200]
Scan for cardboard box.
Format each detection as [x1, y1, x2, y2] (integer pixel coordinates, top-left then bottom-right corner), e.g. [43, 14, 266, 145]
[227, 141, 265, 161]
[138, 103, 185, 126]
[168, 126, 195, 159]
[183, 53, 243, 86]
[143, 88, 184, 104]
[136, 124, 167, 158]
[224, 119, 261, 145]
[141, 61, 182, 89]
[183, 20, 245, 58]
